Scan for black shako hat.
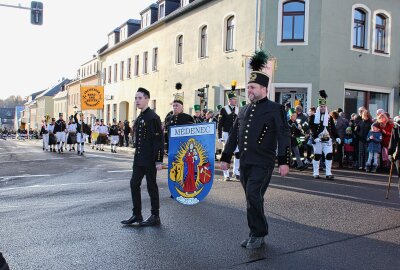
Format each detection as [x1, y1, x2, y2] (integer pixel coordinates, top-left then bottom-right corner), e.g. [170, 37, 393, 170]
[248, 51, 270, 88]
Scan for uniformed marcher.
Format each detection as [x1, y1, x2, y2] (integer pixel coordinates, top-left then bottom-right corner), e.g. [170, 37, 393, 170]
[47, 118, 57, 152]
[193, 105, 203, 124]
[67, 116, 77, 151]
[164, 88, 194, 153]
[309, 90, 340, 179]
[97, 119, 108, 151]
[388, 117, 400, 199]
[54, 113, 67, 154]
[220, 51, 290, 249]
[74, 112, 90, 156]
[121, 87, 164, 226]
[91, 119, 100, 150]
[109, 118, 120, 153]
[40, 118, 49, 151]
[218, 80, 240, 181]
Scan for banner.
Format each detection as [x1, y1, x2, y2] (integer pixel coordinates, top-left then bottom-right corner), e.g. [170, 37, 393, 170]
[168, 123, 216, 205]
[80, 86, 104, 110]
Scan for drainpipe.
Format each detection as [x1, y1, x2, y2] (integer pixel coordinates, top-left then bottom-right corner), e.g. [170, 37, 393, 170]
[255, 0, 260, 51]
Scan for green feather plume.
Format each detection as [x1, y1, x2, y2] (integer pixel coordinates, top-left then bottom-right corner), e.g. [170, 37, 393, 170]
[249, 51, 268, 71]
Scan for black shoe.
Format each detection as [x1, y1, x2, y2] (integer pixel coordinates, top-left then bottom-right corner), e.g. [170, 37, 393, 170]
[326, 175, 334, 180]
[58, 149, 61, 154]
[121, 215, 143, 225]
[140, 215, 161, 226]
[298, 163, 309, 171]
[43, 147, 45, 151]
[241, 238, 249, 248]
[313, 175, 320, 179]
[77, 151, 81, 155]
[61, 148, 63, 153]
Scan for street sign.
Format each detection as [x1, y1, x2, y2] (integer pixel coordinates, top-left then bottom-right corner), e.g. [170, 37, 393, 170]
[30, 1, 43, 25]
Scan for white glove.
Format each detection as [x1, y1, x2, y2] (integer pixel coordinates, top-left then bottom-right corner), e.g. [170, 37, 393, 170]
[218, 138, 223, 143]
[314, 138, 321, 143]
[336, 138, 341, 144]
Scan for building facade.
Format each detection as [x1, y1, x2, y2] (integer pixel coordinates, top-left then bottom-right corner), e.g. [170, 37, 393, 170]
[260, 0, 400, 118]
[99, 0, 257, 122]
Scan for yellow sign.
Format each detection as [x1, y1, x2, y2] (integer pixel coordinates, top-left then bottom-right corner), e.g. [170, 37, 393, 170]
[80, 86, 104, 110]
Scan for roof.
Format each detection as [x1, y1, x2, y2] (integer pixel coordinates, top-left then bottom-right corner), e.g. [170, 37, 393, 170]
[36, 79, 71, 98]
[53, 90, 68, 100]
[100, 0, 213, 56]
[140, 3, 159, 14]
[108, 27, 121, 35]
[30, 90, 46, 100]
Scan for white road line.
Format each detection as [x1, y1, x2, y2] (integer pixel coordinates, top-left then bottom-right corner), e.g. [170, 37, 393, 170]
[86, 153, 131, 161]
[0, 174, 51, 182]
[1, 158, 64, 163]
[0, 178, 128, 192]
[107, 170, 132, 173]
[0, 151, 42, 155]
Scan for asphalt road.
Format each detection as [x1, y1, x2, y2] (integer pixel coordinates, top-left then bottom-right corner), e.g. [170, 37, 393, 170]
[0, 139, 399, 270]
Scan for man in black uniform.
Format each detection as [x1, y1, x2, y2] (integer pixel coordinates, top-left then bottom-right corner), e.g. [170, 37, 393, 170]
[218, 81, 240, 181]
[220, 51, 290, 249]
[193, 105, 203, 124]
[121, 88, 164, 226]
[74, 112, 90, 156]
[109, 118, 120, 153]
[164, 92, 194, 153]
[388, 117, 400, 199]
[54, 113, 67, 154]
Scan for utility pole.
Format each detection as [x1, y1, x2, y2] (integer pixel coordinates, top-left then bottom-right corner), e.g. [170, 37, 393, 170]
[0, 1, 43, 25]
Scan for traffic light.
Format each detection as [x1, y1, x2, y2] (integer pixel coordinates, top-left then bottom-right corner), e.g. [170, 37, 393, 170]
[197, 88, 205, 98]
[30, 1, 43, 25]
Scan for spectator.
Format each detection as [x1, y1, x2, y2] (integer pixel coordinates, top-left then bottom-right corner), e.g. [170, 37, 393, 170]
[305, 107, 316, 164]
[331, 110, 348, 168]
[352, 107, 366, 168]
[355, 110, 373, 170]
[123, 120, 131, 147]
[343, 127, 355, 167]
[377, 112, 394, 168]
[365, 122, 382, 173]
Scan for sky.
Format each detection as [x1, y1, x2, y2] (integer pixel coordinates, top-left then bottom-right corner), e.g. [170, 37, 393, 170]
[0, 0, 153, 99]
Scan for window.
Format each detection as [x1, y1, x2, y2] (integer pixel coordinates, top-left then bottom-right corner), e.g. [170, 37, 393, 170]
[226, 16, 235, 51]
[345, 89, 388, 119]
[200, 26, 208, 58]
[353, 9, 366, 49]
[282, 1, 305, 42]
[152, 48, 158, 71]
[134, 55, 139, 76]
[159, 3, 165, 19]
[181, 0, 189, 7]
[177, 35, 183, 64]
[113, 104, 117, 120]
[143, 52, 148, 74]
[103, 68, 107, 84]
[127, 58, 132, 79]
[120, 61, 124, 80]
[114, 64, 118, 82]
[375, 14, 386, 53]
[108, 66, 111, 83]
[107, 104, 111, 124]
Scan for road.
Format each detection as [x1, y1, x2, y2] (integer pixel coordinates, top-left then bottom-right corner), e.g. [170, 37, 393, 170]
[0, 139, 399, 270]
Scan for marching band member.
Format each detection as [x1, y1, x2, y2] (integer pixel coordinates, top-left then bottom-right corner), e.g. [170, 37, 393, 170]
[109, 118, 120, 153]
[40, 118, 49, 151]
[47, 118, 57, 152]
[67, 116, 77, 151]
[91, 119, 100, 150]
[54, 113, 67, 154]
[309, 90, 339, 179]
[193, 105, 203, 124]
[97, 119, 108, 151]
[74, 112, 90, 156]
[218, 80, 240, 181]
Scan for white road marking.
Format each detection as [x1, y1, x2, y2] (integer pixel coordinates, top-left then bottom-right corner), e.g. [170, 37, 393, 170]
[0, 178, 127, 192]
[1, 158, 64, 163]
[86, 153, 131, 161]
[107, 170, 132, 173]
[0, 151, 42, 155]
[0, 174, 51, 182]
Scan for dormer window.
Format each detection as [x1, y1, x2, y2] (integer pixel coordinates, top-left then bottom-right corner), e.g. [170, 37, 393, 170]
[181, 0, 190, 7]
[141, 11, 151, 28]
[159, 3, 165, 19]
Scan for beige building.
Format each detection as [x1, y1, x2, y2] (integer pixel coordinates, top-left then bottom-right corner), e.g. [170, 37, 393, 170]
[99, 0, 257, 122]
[65, 56, 103, 125]
[53, 90, 68, 120]
[21, 90, 45, 131]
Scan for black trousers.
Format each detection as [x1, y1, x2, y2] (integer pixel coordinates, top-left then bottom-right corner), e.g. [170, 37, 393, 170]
[239, 164, 274, 237]
[130, 165, 159, 217]
[124, 134, 130, 146]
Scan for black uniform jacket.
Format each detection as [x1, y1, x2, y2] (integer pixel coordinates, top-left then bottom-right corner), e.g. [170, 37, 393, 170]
[388, 122, 400, 160]
[193, 116, 203, 124]
[54, 120, 66, 133]
[164, 112, 194, 151]
[109, 125, 119, 136]
[74, 114, 90, 135]
[221, 97, 291, 168]
[217, 106, 238, 138]
[308, 114, 338, 142]
[134, 107, 164, 166]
